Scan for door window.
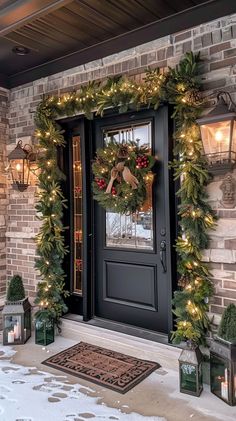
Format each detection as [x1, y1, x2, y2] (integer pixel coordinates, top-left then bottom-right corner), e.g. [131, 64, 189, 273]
[104, 122, 154, 250]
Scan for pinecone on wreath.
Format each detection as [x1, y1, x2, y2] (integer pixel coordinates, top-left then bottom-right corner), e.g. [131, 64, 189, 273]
[117, 145, 129, 159]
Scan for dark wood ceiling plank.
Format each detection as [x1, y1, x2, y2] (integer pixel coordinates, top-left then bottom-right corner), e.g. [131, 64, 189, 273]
[67, 1, 127, 34]
[107, 0, 147, 25]
[118, 0, 162, 20]
[135, 0, 176, 18]
[0, 0, 73, 36]
[38, 16, 90, 47]
[26, 20, 81, 48]
[15, 26, 65, 49]
[53, 7, 110, 42]
[5, 30, 55, 51]
[165, 0, 197, 12]
[75, 0, 134, 30]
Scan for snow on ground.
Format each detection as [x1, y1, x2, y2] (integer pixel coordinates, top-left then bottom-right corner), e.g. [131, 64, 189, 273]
[0, 346, 165, 421]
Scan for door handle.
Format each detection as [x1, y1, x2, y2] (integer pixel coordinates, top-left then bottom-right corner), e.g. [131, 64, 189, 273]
[160, 240, 167, 273]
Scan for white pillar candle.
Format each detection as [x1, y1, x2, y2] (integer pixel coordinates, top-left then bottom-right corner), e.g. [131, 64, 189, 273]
[224, 368, 228, 383]
[221, 381, 229, 401]
[7, 331, 15, 344]
[24, 328, 27, 342]
[14, 322, 20, 340]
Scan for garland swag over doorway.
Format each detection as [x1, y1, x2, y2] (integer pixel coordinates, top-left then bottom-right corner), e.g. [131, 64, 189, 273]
[34, 52, 216, 345]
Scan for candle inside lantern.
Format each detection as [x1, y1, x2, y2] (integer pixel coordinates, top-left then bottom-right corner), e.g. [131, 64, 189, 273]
[14, 322, 20, 340]
[24, 328, 27, 342]
[8, 331, 15, 343]
[215, 130, 223, 158]
[221, 381, 229, 401]
[225, 368, 228, 383]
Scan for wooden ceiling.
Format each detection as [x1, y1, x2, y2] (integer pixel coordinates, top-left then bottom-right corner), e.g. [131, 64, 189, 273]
[0, 0, 235, 88]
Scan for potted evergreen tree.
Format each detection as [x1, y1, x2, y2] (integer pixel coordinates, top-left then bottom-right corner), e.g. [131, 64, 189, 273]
[217, 304, 236, 345]
[210, 304, 236, 405]
[2, 275, 31, 345]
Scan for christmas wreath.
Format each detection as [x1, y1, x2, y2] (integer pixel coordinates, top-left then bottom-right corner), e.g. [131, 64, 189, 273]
[92, 141, 156, 214]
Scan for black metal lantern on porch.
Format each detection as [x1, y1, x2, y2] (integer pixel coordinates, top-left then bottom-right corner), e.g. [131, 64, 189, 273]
[2, 298, 31, 345]
[8, 140, 34, 191]
[179, 342, 203, 397]
[35, 311, 54, 346]
[210, 339, 236, 406]
[210, 304, 236, 406]
[197, 92, 236, 175]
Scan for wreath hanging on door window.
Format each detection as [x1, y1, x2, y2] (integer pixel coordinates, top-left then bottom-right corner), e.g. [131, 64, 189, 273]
[92, 140, 156, 214]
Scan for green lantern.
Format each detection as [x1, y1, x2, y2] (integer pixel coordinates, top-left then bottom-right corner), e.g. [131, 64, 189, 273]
[35, 311, 54, 346]
[179, 342, 203, 397]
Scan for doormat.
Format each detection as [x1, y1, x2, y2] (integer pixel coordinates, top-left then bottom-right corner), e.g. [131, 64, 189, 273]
[42, 341, 160, 394]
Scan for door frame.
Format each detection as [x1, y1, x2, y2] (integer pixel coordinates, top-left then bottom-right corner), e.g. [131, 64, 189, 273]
[59, 105, 177, 342]
[90, 106, 177, 341]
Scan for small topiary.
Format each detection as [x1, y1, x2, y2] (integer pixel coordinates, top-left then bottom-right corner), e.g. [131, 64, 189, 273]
[218, 303, 236, 345]
[6, 275, 25, 302]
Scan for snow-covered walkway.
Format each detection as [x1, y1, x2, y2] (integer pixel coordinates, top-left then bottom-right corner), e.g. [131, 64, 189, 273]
[0, 346, 165, 421]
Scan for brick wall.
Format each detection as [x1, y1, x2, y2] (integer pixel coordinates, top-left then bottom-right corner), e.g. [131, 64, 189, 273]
[6, 187, 40, 301]
[3, 12, 236, 321]
[0, 88, 8, 298]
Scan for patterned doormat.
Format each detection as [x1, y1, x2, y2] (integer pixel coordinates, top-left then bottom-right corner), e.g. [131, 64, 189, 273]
[43, 341, 160, 394]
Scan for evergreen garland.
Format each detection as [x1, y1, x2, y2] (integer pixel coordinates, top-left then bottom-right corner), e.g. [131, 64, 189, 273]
[34, 52, 216, 344]
[34, 115, 69, 326]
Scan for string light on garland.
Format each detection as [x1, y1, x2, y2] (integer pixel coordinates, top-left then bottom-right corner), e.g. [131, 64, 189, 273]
[34, 51, 216, 345]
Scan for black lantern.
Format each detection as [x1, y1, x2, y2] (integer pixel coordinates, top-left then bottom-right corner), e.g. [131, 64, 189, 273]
[35, 311, 54, 346]
[210, 338, 236, 406]
[197, 92, 236, 174]
[8, 140, 34, 191]
[179, 342, 203, 397]
[2, 297, 31, 345]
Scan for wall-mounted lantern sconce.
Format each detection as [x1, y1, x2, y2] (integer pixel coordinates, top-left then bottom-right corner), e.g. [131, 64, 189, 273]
[8, 140, 35, 191]
[197, 92, 236, 175]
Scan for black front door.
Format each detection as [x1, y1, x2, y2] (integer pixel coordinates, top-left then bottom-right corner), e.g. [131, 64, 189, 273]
[94, 108, 175, 334]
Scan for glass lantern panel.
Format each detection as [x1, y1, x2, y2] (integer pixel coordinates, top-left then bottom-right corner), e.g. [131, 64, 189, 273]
[210, 353, 230, 402]
[233, 359, 236, 405]
[232, 120, 236, 162]
[200, 120, 231, 164]
[10, 158, 29, 185]
[4, 314, 22, 344]
[180, 363, 197, 393]
[24, 309, 31, 342]
[35, 318, 54, 346]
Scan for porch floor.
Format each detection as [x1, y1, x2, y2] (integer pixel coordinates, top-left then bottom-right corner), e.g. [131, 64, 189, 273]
[0, 320, 235, 421]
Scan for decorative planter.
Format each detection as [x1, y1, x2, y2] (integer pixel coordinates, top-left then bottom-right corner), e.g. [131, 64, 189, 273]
[179, 342, 203, 397]
[35, 311, 54, 346]
[210, 337, 236, 406]
[2, 297, 31, 345]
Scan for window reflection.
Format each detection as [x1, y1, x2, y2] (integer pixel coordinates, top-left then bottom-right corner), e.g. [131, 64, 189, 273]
[104, 123, 154, 250]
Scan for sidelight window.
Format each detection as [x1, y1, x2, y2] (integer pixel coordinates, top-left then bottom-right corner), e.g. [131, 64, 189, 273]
[72, 136, 83, 293]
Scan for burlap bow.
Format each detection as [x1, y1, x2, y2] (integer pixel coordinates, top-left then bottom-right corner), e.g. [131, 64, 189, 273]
[106, 161, 139, 194]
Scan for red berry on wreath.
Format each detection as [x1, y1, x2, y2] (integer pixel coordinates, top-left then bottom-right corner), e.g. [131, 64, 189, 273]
[111, 187, 117, 196]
